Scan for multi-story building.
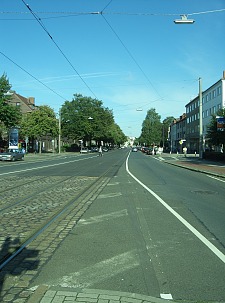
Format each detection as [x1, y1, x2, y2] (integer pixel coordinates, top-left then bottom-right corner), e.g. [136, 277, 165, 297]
[185, 71, 225, 153]
[169, 114, 186, 153]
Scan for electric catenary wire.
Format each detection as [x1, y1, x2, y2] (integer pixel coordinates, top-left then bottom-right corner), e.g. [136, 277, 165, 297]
[0, 50, 67, 101]
[21, 0, 97, 99]
[1, 8, 225, 18]
[101, 14, 162, 100]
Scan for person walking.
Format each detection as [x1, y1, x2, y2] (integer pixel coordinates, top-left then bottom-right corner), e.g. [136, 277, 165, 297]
[98, 145, 103, 156]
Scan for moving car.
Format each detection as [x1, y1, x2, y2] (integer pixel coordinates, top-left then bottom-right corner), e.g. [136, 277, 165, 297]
[132, 147, 138, 152]
[0, 149, 25, 161]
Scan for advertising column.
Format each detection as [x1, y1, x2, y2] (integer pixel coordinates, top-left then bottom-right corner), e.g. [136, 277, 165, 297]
[9, 127, 19, 149]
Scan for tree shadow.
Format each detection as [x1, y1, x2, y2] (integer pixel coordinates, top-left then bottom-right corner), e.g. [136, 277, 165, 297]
[0, 236, 39, 299]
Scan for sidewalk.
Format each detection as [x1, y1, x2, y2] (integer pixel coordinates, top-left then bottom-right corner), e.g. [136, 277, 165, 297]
[163, 154, 225, 178]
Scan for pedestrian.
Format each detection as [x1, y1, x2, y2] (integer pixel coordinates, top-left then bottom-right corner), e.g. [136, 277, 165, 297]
[98, 145, 103, 156]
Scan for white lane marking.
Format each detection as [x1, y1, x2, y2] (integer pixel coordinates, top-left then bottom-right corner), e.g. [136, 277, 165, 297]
[126, 152, 225, 264]
[207, 175, 225, 183]
[0, 155, 97, 176]
[98, 192, 122, 199]
[44, 250, 139, 288]
[79, 209, 128, 226]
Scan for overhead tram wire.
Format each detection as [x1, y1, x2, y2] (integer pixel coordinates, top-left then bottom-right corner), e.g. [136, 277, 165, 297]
[101, 0, 114, 13]
[100, 14, 162, 100]
[21, 0, 97, 99]
[1, 8, 225, 18]
[0, 50, 67, 101]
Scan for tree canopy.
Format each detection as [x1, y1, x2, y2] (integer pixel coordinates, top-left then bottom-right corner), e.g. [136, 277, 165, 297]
[61, 94, 125, 146]
[139, 108, 162, 146]
[0, 74, 21, 129]
[206, 108, 225, 152]
[20, 105, 58, 152]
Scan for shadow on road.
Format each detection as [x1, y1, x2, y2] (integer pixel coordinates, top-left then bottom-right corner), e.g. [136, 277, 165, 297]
[0, 236, 39, 300]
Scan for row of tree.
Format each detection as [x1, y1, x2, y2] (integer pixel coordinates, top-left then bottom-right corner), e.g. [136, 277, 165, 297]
[1, 73, 224, 153]
[0, 74, 126, 152]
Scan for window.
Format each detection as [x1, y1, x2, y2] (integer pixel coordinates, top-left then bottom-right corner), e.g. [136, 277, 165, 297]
[212, 89, 216, 98]
[217, 86, 221, 95]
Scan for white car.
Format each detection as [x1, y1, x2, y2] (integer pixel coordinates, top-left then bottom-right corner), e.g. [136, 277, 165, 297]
[80, 147, 89, 154]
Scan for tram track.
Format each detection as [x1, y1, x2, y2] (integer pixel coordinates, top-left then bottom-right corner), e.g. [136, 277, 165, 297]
[0, 152, 128, 270]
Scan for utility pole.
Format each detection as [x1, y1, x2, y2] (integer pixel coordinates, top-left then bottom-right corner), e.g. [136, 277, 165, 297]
[58, 109, 61, 154]
[199, 77, 203, 159]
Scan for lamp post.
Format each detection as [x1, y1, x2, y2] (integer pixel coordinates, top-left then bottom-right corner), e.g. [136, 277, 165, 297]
[58, 109, 61, 154]
[88, 116, 93, 148]
[199, 77, 203, 159]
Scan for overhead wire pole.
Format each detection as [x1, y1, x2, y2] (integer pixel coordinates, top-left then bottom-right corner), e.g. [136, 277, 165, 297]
[199, 77, 203, 159]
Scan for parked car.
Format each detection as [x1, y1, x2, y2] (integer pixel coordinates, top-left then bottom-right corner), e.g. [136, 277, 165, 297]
[80, 147, 89, 154]
[102, 147, 109, 152]
[0, 149, 25, 161]
[91, 147, 98, 153]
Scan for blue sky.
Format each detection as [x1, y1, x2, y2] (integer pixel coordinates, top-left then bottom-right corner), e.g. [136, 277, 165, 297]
[1, 0, 225, 137]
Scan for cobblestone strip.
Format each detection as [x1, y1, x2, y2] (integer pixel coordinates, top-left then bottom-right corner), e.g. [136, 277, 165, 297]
[27, 287, 173, 303]
[0, 176, 97, 263]
[0, 176, 111, 303]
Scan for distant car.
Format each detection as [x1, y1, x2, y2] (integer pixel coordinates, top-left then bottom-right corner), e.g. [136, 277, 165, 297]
[0, 149, 25, 161]
[132, 147, 138, 152]
[80, 147, 89, 154]
[91, 147, 98, 153]
[102, 147, 109, 152]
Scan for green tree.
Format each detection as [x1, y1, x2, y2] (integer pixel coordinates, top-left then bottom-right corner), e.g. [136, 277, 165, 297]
[20, 105, 58, 153]
[206, 108, 225, 153]
[139, 108, 162, 146]
[106, 123, 126, 146]
[0, 74, 21, 129]
[61, 94, 115, 146]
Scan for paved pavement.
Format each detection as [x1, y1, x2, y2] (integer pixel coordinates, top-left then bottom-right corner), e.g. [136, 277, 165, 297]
[9, 152, 225, 303]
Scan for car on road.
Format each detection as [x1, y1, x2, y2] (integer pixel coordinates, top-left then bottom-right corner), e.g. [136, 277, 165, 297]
[0, 149, 25, 161]
[132, 147, 138, 152]
[80, 147, 89, 154]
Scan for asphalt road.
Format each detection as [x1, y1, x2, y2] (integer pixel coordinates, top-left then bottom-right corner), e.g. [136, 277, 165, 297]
[1, 150, 225, 302]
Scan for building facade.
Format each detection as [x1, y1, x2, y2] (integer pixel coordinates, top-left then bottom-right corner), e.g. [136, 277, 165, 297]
[169, 114, 186, 153]
[185, 71, 225, 153]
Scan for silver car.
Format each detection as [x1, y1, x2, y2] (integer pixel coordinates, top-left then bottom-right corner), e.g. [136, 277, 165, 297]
[0, 149, 25, 161]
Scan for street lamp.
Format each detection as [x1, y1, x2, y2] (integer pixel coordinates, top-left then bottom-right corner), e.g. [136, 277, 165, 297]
[174, 15, 195, 24]
[88, 116, 93, 148]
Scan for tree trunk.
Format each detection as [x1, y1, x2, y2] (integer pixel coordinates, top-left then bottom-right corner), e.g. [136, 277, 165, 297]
[39, 140, 42, 154]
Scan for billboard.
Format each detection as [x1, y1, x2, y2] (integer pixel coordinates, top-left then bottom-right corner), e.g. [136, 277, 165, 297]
[216, 116, 225, 131]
